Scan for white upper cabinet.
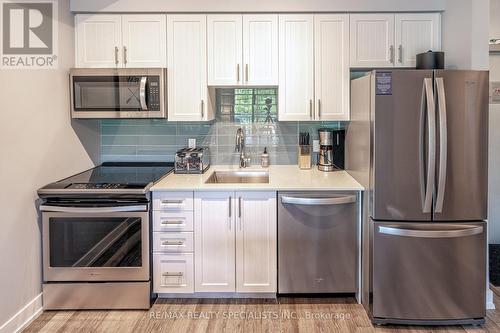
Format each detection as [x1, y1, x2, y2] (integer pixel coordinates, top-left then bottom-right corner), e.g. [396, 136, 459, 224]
[122, 15, 166, 68]
[242, 15, 279, 85]
[279, 14, 349, 121]
[194, 192, 235, 292]
[167, 15, 212, 121]
[207, 15, 243, 85]
[395, 13, 441, 68]
[208, 14, 278, 86]
[75, 14, 166, 68]
[278, 14, 315, 121]
[350, 14, 395, 68]
[314, 14, 350, 121]
[235, 192, 277, 293]
[76, 14, 122, 68]
[350, 13, 441, 68]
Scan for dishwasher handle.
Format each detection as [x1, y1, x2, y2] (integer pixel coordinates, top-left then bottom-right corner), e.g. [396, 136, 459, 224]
[281, 195, 356, 206]
[378, 225, 483, 238]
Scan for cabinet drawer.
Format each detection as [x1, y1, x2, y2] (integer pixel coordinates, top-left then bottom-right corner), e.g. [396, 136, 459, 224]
[153, 253, 194, 293]
[153, 232, 194, 253]
[153, 192, 194, 211]
[153, 211, 194, 232]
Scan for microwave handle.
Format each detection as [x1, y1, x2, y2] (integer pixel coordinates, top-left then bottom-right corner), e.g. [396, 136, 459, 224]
[139, 76, 148, 110]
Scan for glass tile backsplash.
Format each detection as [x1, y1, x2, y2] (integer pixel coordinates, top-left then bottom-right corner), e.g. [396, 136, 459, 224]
[100, 119, 344, 165]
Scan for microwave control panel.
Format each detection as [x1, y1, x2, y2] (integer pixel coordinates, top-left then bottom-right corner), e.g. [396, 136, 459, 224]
[147, 76, 161, 111]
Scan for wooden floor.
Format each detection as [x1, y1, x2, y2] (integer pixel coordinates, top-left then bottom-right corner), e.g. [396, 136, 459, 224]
[23, 294, 500, 333]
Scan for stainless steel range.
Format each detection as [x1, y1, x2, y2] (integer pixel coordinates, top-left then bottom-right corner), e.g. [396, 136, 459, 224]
[37, 162, 173, 310]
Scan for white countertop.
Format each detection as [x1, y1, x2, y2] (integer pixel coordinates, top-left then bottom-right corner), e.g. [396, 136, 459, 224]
[151, 165, 364, 191]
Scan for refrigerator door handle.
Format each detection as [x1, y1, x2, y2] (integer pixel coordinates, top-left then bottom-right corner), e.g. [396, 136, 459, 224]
[378, 225, 483, 238]
[435, 77, 448, 213]
[422, 78, 436, 214]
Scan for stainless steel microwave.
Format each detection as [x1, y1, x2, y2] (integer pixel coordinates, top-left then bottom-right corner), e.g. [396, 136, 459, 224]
[70, 68, 166, 119]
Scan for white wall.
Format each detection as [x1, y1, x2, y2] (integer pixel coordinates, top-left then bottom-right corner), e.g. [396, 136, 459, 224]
[491, 0, 500, 38]
[70, 0, 444, 12]
[442, 0, 490, 69]
[0, 0, 99, 330]
[490, 0, 500, 244]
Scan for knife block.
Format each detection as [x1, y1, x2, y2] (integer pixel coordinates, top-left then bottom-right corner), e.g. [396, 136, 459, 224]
[298, 145, 312, 169]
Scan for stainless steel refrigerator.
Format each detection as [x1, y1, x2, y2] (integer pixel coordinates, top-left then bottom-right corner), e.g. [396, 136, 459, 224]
[346, 69, 489, 325]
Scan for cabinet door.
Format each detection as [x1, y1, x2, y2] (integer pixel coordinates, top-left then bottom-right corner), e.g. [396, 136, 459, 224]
[194, 192, 235, 292]
[395, 13, 441, 68]
[167, 15, 210, 121]
[242, 15, 278, 86]
[75, 14, 122, 68]
[121, 15, 167, 68]
[350, 14, 395, 68]
[278, 14, 314, 121]
[314, 14, 350, 121]
[235, 191, 277, 293]
[207, 15, 243, 85]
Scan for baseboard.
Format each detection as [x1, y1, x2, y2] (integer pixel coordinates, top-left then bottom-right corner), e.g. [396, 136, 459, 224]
[0, 293, 43, 333]
[156, 292, 277, 299]
[487, 288, 496, 310]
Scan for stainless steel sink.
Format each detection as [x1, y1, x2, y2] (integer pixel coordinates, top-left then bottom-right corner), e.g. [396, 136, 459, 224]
[205, 171, 269, 184]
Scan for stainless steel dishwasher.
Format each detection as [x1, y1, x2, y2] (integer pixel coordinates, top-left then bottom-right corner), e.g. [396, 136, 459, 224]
[278, 191, 358, 294]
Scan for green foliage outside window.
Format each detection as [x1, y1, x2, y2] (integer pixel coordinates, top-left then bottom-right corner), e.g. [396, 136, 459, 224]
[217, 88, 278, 124]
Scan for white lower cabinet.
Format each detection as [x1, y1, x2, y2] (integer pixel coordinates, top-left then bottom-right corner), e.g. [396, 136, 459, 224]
[153, 253, 194, 293]
[194, 191, 236, 292]
[153, 190, 277, 295]
[153, 191, 195, 294]
[194, 191, 277, 293]
[235, 191, 277, 293]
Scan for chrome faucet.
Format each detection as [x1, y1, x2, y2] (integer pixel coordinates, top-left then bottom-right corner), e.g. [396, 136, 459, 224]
[235, 127, 250, 168]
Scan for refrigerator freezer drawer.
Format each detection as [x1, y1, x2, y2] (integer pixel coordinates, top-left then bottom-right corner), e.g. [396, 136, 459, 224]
[373, 221, 486, 323]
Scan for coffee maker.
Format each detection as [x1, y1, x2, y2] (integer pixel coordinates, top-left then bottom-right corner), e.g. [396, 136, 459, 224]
[318, 128, 337, 172]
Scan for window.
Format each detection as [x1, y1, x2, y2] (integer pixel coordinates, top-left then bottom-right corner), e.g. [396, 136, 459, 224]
[216, 88, 278, 124]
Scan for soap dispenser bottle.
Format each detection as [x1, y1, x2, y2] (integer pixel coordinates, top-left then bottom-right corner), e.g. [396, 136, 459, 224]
[261, 147, 269, 168]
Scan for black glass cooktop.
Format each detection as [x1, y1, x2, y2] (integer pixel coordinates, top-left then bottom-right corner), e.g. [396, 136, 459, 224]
[42, 162, 174, 191]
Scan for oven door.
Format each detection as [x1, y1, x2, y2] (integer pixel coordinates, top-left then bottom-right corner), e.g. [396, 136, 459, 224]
[70, 68, 166, 119]
[42, 204, 149, 282]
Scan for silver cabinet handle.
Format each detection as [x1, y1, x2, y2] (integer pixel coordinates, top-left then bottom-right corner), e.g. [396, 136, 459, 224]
[281, 195, 356, 206]
[40, 205, 147, 213]
[398, 45, 402, 64]
[201, 100, 204, 119]
[309, 99, 313, 119]
[162, 272, 184, 277]
[245, 64, 249, 82]
[318, 99, 321, 119]
[139, 76, 148, 110]
[389, 45, 394, 64]
[422, 78, 436, 213]
[237, 64, 240, 82]
[160, 220, 184, 225]
[378, 225, 483, 238]
[228, 196, 232, 230]
[238, 197, 242, 218]
[161, 200, 184, 204]
[114, 46, 119, 66]
[161, 240, 185, 246]
[123, 46, 128, 66]
[435, 77, 447, 213]
[238, 196, 242, 230]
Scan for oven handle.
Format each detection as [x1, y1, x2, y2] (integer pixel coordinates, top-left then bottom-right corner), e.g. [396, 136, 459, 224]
[139, 76, 148, 110]
[40, 205, 148, 213]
